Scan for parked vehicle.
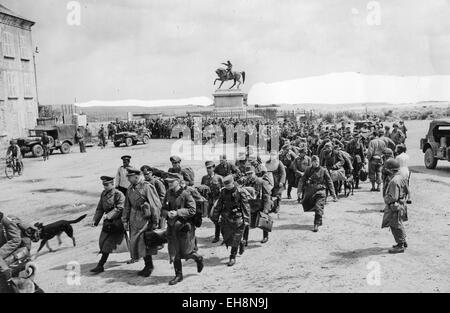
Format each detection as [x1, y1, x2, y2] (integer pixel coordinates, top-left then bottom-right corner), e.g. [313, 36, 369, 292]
[15, 124, 92, 158]
[113, 128, 151, 147]
[420, 119, 450, 169]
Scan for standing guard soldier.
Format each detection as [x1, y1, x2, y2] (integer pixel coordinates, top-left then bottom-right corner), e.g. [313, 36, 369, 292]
[90, 176, 128, 274]
[40, 131, 51, 161]
[299, 155, 337, 232]
[162, 175, 204, 285]
[115, 155, 132, 195]
[122, 168, 162, 277]
[367, 131, 386, 192]
[211, 175, 251, 267]
[201, 161, 224, 243]
[381, 159, 409, 254]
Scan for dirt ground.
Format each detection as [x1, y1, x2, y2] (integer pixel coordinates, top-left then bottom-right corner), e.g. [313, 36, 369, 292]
[1, 120, 449, 293]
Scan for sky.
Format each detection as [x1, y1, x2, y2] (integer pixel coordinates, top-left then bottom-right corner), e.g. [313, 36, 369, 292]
[3, 0, 450, 105]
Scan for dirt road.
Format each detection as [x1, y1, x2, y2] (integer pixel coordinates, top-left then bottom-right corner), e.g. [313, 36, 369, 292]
[1, 120, 449, 293]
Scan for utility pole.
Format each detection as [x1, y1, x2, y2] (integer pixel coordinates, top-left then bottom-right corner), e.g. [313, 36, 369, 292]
[33, 46, 39, 107]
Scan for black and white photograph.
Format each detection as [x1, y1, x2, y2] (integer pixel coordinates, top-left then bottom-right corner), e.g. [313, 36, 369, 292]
[0, 0, 449, 298]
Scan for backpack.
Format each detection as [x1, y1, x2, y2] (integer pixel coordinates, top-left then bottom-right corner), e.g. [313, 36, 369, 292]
[181, 167, 195, 184]
[186, 186, 207, 227]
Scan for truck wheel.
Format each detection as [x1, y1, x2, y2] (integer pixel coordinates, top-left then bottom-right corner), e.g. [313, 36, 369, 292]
[125, 138, 133, 147]
[424, 148, 438, 169]
[32, 144, 44, 158]
[142, 135, 150, 144]
[60, 142, 71, 154]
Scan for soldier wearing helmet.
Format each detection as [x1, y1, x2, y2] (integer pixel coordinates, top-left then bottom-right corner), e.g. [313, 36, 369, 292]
[381, 158, 409, 254]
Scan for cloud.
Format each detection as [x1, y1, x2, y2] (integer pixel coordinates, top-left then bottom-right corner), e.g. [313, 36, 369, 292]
[2, 0, 450, 104]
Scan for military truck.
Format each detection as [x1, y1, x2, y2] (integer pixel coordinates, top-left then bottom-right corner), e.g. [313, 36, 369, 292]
[420, 119, 450, 169]
[16, 124, 90, 157]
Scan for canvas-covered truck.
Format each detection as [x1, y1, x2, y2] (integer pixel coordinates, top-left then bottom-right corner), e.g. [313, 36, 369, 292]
[420, 119, 450, 169]
[16, 124, 91, 157]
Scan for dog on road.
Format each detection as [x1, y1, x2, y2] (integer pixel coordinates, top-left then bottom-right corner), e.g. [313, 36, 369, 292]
[33, 214, 87, 258]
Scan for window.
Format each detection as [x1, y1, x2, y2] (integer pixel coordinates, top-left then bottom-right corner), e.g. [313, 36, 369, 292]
[6, 71, 18, 98]
[23, 73, 34, 98]
[2, 32, 15, 58]
[19, 35, 31, 60]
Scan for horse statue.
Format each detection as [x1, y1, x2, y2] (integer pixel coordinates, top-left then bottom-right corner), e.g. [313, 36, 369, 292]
[214, 68, 246, 89]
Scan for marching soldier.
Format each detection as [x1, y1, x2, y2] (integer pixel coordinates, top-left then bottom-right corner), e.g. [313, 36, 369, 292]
[265, 150, 286, 214]
[215, 154, 241, 178]
[91, 176, 128, 274]
[211, 175, 251, 266]
[122, 168, 162, 277]
[242, 166, 273, 244]
[168, 155, 194, 186]
[292, 147, 312, 202]
[299, 155, 337, 232]
[381, 159, 409, 254]
[115, 155, 132, 195]
[162, 175, 204, 285]
[201, 161, 224, 243]
[141, 166, 166, 203]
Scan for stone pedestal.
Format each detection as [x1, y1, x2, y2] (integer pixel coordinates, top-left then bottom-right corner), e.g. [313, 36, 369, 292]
[213, 89, 247, 109]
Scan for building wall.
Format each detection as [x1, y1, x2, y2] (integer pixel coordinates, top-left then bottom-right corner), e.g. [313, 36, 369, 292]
[0, 13, 37, 153]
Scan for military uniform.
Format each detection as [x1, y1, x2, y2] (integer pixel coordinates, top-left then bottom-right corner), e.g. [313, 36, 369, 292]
[214, 161, 241, 178]
[162, 183, 203, 283]
[299, 165, 336, 229]
[0, 212, 22, 293]
[382, 173, 409, 251]
[93, 187, 128, 254]
[211, 177, 251, 265]
[201, 171, 223, 241]
[122, 178, 161, 260]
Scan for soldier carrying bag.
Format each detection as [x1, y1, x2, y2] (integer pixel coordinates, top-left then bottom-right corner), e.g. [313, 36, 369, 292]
[255, 211, 273, 232]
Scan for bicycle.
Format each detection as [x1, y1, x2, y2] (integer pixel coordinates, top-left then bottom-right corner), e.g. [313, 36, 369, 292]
[5, 157, 23, 179]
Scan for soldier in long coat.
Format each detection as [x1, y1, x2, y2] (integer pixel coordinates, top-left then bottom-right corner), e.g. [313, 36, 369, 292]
[381, 159, 409, 254]
[162, 175, 203, 285]
[211, 175, 251, 267]
[292, 147, 312, 202]
[90, 176, 128, 274]
[200, 161, 223, 243]
[242, 166, 273, 244]
[122, 168, 162, 277]
[299, 156, 337, 232]
[265, 150, 286, 214]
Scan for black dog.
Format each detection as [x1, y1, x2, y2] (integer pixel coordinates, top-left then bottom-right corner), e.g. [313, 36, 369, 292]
[33, 214, 87, 258]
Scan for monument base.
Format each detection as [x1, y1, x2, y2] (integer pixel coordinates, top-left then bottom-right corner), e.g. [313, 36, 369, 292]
[213, 89, 247, 109]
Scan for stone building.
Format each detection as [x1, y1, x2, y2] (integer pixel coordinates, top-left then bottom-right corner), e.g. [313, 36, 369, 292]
[0, 4, 37, 150]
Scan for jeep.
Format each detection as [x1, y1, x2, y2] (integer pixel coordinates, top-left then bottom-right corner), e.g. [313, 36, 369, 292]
[420, 119, 450, 169]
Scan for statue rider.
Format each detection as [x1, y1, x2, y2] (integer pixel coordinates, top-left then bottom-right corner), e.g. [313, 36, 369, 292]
[221, 60, 233, 79]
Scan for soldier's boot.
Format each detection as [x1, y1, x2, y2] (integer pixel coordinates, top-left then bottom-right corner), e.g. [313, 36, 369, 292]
[239, 241, 245, 255]
[169, 260, 183, 285]
[392, 242, 408, 249]
[228, 248, 238, 267]
[243, 225, 249, 247]
[261, 231, 269, 244]
[287, 186, 292, 199]
[138, 256, 154, 277]
[90, 253, 109, 274]
[370, 182, 376, 191]
[193, 254, 204, 273]
[375, 184, 381, 192]
[212, 223, 221, 243]
[313, 224, 319, 232]
[388, 243, 405, 254]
